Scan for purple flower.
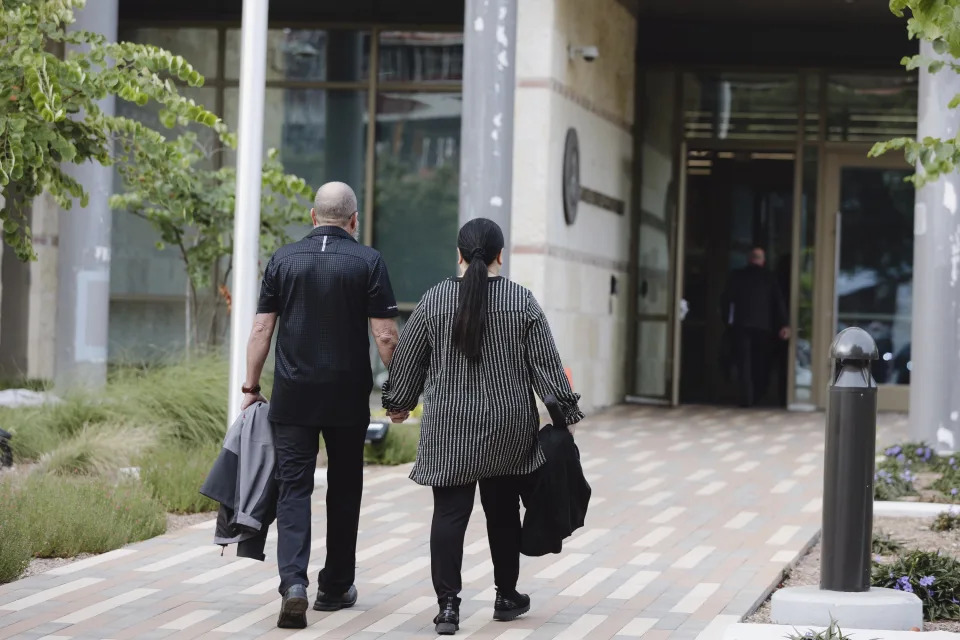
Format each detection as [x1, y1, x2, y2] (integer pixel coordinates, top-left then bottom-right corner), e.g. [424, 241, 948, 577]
[897, 454, 906, 463]
[902, 583, 914, 593]
[952, 488, 958, 496]
[920, 576, 936, 587]
[886, 446, 903, 456]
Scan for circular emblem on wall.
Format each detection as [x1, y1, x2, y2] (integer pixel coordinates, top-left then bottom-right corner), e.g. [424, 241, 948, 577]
[562, 127, 580, 226]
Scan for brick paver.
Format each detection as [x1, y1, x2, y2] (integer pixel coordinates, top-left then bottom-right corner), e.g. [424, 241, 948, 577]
[0, 406, 907, 640]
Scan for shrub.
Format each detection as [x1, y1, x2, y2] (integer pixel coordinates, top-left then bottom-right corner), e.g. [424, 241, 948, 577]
[139, 443, 220, 514]
[0, 378, 51, 392]
[874, 463, 917, 501]
[872, 549, 960, 621]
[0, 481, 32, 584]
[932, 468, 960, 501]
[9, 475, 166, 559]
[37, 424, 158, 476]
[3, 356, 254, 466]
[873, 530, 905, 555]
[935, 455, 960, 474]
[882, 443, 939, 468]
[108, 356, 230, 446]
[932, 511, 960, 532]
[3, 398, 112, 462]
[364, 423, 420, 466]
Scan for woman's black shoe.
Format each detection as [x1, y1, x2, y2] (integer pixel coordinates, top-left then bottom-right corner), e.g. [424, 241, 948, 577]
[493, 589, 530, 621]
[434, 596, 461, 635]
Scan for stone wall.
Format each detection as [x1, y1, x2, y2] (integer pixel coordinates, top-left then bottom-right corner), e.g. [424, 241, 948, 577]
[511, 0, 636, 412]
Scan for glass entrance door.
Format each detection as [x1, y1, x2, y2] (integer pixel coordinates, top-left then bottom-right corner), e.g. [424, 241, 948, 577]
[679, 149, 796, 406]
[816, 152, 914, 410]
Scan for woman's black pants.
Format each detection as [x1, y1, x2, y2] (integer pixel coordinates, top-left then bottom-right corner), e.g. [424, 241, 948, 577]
[431, 474, 526, 599]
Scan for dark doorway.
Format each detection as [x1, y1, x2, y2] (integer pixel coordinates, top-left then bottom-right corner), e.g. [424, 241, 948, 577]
[680, 150, 795, 406]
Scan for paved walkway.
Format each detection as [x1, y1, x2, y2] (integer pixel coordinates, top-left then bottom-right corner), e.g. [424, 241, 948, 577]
[0, 406, 906, 640]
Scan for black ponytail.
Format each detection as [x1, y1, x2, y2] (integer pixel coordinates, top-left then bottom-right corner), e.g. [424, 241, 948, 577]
[452, 218, 505, 360]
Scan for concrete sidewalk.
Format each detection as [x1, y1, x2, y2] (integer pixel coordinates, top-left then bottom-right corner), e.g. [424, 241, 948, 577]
[0, 406, 906, 640]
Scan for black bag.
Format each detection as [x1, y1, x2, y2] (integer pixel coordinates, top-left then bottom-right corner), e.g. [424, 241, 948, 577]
[519, 396, 591, 557]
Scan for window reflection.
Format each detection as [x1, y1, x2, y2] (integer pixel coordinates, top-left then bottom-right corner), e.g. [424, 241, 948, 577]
[826, 75, 917, 142]
[378, 32, 464, 83]
[835, 168, 914, 384]
[122, 28, 220, 78]
[683, 73, 799, 140]
[794, 147, 818, 403]
[225, 29, 370, 82]
[373, 92, 462, 303]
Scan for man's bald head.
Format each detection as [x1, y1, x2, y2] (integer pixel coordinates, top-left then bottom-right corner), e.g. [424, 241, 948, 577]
[311, 181, 358, 228]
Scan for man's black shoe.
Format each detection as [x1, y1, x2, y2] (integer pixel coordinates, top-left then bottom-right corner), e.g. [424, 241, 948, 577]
[493, 589, 530, 621]
[434, 596, 460, 635]
[313, 584, 358, 612]
[277, 584, 309, 629]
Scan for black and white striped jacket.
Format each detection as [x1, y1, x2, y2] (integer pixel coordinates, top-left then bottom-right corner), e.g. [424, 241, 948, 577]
[382, 277, 584, 487]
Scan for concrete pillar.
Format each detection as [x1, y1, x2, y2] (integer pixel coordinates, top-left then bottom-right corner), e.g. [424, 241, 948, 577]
[0, 223, 30, 377]
[459, 0, 517, 274]
[909, 41, 960, 452]
[54, 0, 118, 392]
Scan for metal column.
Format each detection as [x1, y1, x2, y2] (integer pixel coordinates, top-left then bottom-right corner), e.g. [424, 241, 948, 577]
[53, 0, 118, 392]
[909, 41, 960, 452]
[458, 0, 517, 274]
[227, 0, 269, 424]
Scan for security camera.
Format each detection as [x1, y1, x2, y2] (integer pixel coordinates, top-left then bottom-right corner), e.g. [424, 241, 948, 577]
[569, 45, 599, 62]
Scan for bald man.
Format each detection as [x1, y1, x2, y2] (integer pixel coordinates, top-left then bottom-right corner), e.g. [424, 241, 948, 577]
[241, 182, 402, 628]
[721, 247, 790, 408]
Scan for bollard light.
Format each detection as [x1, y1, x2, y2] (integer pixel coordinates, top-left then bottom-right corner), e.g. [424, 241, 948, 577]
[821, 327, 879, 593]
[366, 421, 390, 445]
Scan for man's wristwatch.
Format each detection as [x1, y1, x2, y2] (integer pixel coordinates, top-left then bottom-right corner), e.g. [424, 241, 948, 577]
[242, 384, 261, 395]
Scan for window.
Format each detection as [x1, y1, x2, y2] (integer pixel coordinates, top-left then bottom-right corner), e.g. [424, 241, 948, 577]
[111, 25, 464, 362]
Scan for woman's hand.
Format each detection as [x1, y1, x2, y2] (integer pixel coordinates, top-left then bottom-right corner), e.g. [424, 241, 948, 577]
[386, 409, 409, 423]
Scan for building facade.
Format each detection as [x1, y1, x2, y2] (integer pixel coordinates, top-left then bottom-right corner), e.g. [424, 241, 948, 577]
[0, 0, 933, 420]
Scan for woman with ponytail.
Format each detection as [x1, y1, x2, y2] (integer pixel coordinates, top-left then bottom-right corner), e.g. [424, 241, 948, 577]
[382, 218, 583, 636]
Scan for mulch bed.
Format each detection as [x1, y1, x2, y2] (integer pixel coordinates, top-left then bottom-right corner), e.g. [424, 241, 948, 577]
[747, 517, 960, 633]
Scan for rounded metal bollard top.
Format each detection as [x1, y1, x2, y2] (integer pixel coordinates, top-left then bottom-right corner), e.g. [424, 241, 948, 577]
[830, 327, 879, 362]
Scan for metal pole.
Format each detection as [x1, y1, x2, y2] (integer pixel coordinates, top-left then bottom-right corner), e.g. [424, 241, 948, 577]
[458, 0, 517, 275]
[909, 41, 960, 452]
[53, 0, 118, 392]
[227, 0, 269, 424]
[820, 327, 878, 593]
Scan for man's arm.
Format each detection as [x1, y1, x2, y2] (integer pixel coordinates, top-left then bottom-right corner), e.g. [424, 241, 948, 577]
[370, 317, 399, 368]
[241, 312, 277, 410]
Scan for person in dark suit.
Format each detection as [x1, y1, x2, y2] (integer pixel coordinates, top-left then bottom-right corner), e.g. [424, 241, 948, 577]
[721, 247, 791, 407]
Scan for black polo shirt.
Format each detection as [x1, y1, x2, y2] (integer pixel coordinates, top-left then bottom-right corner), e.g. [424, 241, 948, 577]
[257, 226, 399, 427]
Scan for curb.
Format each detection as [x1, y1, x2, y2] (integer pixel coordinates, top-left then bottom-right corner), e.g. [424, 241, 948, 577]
[724, 623, 954, 639]
[874, 501, 955, 518]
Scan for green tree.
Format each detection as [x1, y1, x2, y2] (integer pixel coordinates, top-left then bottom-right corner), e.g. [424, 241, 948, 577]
[0, 0, 220, 260]
[870, 0, 960, 184]
[110, 131, 312, 349]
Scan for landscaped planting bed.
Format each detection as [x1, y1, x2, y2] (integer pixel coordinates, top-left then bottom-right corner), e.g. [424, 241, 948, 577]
[0, 356, 420, 584]
[747, 517, 960, 632]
